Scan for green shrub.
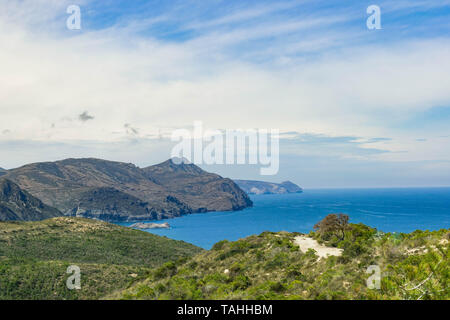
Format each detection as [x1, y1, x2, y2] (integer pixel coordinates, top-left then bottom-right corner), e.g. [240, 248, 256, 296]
[154, 261, 177, 280]
[212, 240, 229, 251]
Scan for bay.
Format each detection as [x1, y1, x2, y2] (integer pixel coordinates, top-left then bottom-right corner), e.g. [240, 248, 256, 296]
[116, 187, 450, 249]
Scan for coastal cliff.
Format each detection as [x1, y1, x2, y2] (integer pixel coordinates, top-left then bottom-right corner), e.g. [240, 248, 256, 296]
[0, 178, 62, 221]
[234, 179, 303, 195]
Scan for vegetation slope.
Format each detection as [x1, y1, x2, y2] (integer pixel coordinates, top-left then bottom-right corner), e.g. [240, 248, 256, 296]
[0, 217, 202, 299]
[115, 217, 449, 300]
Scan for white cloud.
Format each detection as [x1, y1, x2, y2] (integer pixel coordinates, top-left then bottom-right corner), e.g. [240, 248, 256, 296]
[184, 1, 304, 30]
[0, 0, 449, 176]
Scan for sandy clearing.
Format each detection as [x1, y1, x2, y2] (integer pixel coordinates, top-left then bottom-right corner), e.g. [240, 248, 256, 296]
[294, 236, 343, 259]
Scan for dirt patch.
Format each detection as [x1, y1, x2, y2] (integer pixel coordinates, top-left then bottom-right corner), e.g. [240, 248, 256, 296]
[294, 236, 343, 259]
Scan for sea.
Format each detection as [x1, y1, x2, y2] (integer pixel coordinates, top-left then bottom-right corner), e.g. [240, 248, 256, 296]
[116, 187, 450, 249]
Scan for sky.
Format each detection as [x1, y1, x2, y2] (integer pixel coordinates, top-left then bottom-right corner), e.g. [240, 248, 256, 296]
[1, 0, 450, 188]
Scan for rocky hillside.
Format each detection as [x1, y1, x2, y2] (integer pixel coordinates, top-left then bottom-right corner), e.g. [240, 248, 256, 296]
[234, 180, 303, 195]
[0, 168, 6, 177]
[144, 159, 253, 212]
[115, 224, 449, 300]
[0, 178, 62, 221]
[0, 217, 202, 300]
[3, 158, 252, 221]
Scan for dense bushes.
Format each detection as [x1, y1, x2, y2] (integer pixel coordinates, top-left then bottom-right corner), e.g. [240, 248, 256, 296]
[1, 216, 448, 300]
[0, 217, 202, 300]
[117, 221, 449, 300]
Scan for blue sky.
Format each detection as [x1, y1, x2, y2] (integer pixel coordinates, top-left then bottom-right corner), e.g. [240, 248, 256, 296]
[78, 0, 450, 51]
[0, 0, 450, 187]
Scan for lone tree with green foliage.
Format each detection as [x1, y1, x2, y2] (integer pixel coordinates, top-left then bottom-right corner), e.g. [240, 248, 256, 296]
[314, 213, 350, 240]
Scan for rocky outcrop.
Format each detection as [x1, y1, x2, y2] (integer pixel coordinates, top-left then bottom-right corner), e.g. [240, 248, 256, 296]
[234, 180, 303, 195]
[143, 159, 253, 212]
[3, 158, 252, 221]
[129, 222, 170, 229]
[66, 187, 191, 222]
[0, 178, 62, 221]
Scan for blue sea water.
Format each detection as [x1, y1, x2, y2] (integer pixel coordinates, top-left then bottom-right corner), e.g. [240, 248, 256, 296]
[116, 188, 450, 249]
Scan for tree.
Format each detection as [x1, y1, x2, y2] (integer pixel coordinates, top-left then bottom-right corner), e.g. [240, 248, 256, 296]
[314, 213, 350, 240]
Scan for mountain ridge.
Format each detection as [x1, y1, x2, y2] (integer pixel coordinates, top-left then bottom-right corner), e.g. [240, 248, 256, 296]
[3, 158, 252, 221]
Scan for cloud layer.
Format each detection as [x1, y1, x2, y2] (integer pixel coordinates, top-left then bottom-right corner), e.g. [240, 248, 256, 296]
[1, 0, 449, 186]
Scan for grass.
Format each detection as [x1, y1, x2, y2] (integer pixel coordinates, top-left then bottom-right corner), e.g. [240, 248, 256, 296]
[114, 225, 449, 300]
[1, 217, 448, 300]
[0, 217, 202, 300]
